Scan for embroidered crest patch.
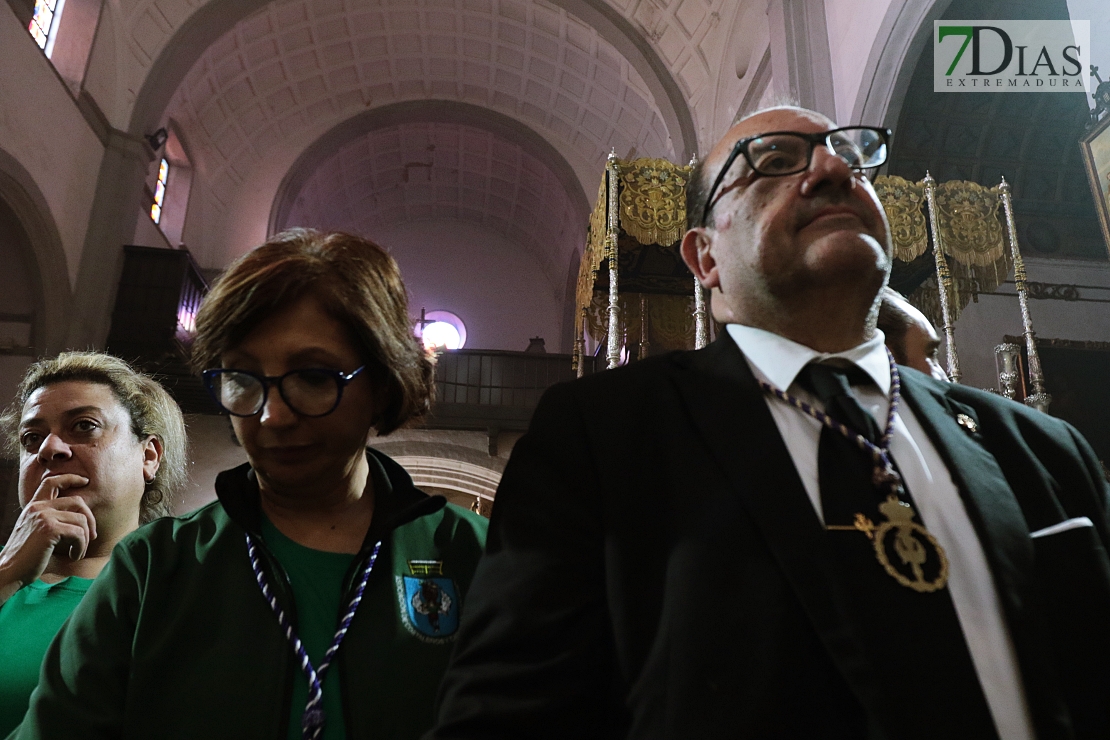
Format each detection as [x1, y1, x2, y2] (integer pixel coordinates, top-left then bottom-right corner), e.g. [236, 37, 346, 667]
[396, 574, 460, 642]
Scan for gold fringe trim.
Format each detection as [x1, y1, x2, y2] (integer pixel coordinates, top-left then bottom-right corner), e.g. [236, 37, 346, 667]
[934, 181, 1007, 267]
[584, 292, 695, 351]
[874, 175, 928, 263]
[617, 158, 691, 247]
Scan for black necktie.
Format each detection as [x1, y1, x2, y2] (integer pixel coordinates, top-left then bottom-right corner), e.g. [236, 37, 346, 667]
[794, 363, 1000, 739]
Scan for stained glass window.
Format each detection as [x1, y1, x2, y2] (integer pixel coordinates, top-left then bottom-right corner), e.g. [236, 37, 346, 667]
[28, 0, 63, 53]
[151, 159, 169, 224]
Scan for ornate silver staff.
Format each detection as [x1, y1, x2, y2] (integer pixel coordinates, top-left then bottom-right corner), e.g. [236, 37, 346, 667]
[922, 172, 961, 384]
[605, 150, 621, 369]
[993, 342, 1022, 399]
[997, 177, 1050, 412]
[639, 295, 650, 359]
[693, 280, 708, 349]
[575, 306, 588, 378]
[686, 153, 708, 350]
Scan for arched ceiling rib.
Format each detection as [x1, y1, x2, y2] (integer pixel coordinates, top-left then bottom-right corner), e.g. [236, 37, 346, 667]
[270, 99, 590, 231]
[166, 0, 676, 215]
[281, 120, 580, 288]
[124, 0, 714, 156]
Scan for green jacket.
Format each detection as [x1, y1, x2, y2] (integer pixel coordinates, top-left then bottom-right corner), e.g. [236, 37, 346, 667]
[12, 449, 487, 739]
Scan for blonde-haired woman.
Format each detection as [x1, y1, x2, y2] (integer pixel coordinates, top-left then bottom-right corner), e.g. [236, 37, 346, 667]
[0, 352, 187, 735]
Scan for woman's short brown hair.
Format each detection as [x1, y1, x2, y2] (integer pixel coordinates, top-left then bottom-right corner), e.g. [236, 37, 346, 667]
[191, 229, 433, 435]
[1, 352, 189, 523]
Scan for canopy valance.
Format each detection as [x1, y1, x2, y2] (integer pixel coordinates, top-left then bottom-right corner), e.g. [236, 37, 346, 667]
[573, 152, 705, 374]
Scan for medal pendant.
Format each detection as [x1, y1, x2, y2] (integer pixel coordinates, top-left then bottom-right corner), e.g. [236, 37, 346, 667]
[871, 495, 949, 593]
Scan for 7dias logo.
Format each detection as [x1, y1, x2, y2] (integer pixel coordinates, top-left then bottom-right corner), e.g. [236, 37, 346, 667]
[934, 20, 1090, 93]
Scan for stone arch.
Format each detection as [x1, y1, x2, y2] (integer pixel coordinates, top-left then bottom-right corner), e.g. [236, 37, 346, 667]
[0, 148, 72, 355]
[369, 438, 505, 514]
[391, 456, 500, 505]
[850, 0, 954, 129]
[269, 100, 590, 239]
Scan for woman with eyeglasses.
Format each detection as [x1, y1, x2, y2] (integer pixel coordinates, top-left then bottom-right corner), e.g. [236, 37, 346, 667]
[12, 229, 488, 740]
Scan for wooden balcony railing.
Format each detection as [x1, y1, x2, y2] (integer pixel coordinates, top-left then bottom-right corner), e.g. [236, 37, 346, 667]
[426, 349, 595, 433]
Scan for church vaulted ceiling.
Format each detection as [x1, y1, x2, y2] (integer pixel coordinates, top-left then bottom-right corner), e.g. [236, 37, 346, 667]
[171, 0, 675, 199]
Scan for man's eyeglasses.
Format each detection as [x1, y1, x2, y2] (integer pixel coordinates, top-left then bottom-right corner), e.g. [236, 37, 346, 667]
[700, 126, 891, 227]
[202, 366, 365, 417]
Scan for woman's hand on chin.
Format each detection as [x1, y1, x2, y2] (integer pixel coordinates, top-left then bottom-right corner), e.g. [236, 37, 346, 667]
[0, 473, 94, 604]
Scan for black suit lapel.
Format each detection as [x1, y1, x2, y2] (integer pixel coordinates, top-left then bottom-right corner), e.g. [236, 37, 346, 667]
[899, 372, 1071, 740]
[670, 336, 887, 713]
[897, 373, 1034, 609]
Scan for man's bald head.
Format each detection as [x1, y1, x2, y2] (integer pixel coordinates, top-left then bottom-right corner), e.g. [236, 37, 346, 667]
[686, 105, 815, 231]
[680, 106, 893, 350]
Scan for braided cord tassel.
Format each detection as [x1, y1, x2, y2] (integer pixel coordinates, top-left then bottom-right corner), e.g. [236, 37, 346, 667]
[246, 534, 383, 740]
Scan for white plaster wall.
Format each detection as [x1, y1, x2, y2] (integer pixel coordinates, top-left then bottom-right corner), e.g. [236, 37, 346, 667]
[0, 357, 33, 417]
[757, 74, 779, 109]
[371, 219, 564, 352]
[94, 0, 716, 149]
[0, 222, 37, 407]
[949, 257, 1110, 390]
[825, 0, 894, 125]
[0, 5, 104, 287]
[81, 2, 124, 130]
[131, 204, 173, 249]
[705, 2, 768, 143]
[194, 118, 355, 269]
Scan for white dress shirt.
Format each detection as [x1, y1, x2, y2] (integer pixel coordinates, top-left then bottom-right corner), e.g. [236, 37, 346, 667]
[726, 323, 1034, 740]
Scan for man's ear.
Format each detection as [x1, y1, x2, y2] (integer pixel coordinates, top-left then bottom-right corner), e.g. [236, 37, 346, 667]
[141, 436, 163, 483]
[680, 228, 721, 289]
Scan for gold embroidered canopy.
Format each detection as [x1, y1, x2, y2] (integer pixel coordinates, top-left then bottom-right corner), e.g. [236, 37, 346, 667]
[573, 153, 705, 373]
[874, 173, 1048, 408]
[874, 174, 1010, 333]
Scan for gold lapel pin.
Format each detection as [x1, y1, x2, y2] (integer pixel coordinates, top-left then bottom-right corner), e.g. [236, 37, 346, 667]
[956, 413, 978, 433]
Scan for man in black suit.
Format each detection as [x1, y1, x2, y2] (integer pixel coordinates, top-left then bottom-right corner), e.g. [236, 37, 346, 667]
[429, 107, 1110, 739]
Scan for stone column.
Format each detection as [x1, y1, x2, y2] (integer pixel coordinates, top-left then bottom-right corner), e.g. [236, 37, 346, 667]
[65, 130, 154, 349]
[766, 0, 837, 120]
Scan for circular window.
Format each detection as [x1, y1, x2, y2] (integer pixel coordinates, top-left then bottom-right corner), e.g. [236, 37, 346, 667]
[419, 310, 466, 350]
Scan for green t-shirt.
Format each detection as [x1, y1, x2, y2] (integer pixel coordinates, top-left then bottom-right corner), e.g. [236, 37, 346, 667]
[261, 517, 356, 740]
[0, 576, 94, 736]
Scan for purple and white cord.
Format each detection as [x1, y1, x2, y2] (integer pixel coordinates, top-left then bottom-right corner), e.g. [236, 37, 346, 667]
[246, 533, 382, 740]
[758, 349, 905, 497]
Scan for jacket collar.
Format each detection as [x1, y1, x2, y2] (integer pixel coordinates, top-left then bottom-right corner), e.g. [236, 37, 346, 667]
[214, 447, 446, 553]
[725, 324, 892, 395]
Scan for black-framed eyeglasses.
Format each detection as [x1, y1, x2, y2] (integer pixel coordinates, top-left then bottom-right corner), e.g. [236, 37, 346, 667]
[202, 366, 366, 418]
[700, 126, 891, 227]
